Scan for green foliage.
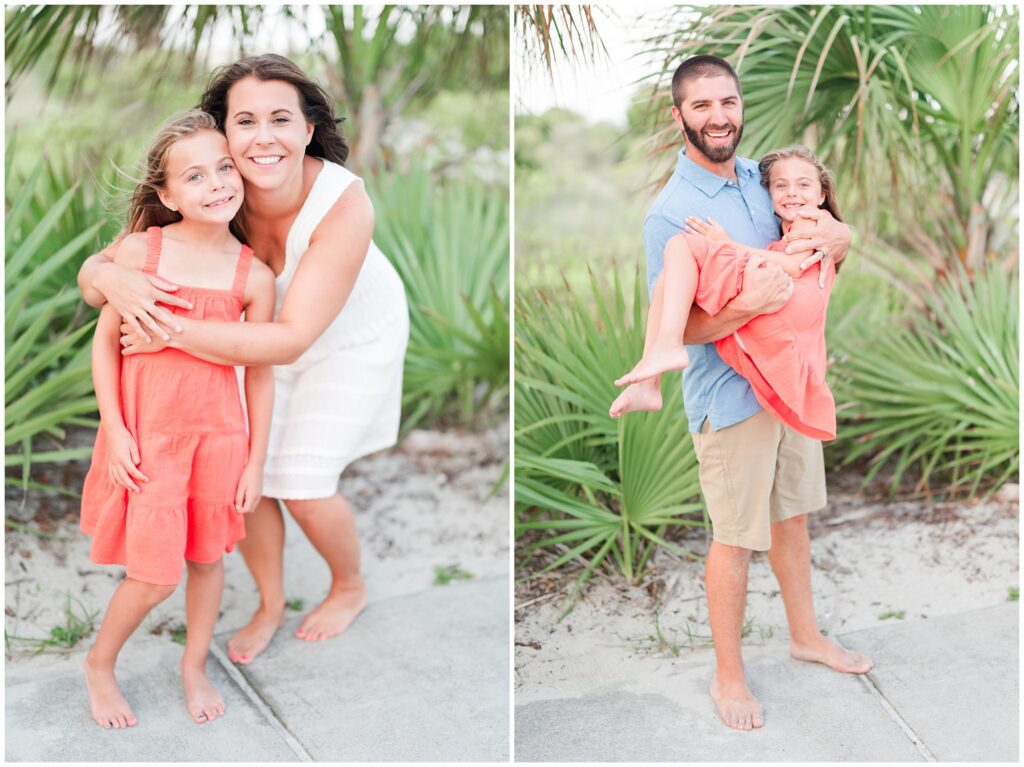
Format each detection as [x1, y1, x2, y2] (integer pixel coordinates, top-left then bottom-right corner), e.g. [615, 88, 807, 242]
[5, 594, 97, 653]
[515, 268, 704, 593]
[433, 564, 475, 585]
[4, 149, 115, 492]
[642, 5, 1019, 268]
[833, 264, 1019, 497]
[1008, 587, 1019, 602]
[369, 163, 509, 432]
[285, 598, 305, 611]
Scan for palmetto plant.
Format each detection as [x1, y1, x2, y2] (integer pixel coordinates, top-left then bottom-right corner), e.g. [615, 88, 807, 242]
[5, 4, 510, 174]
[5, 149, 119, 493]
[641, 5, 1019, 271]
[368, 163, 509, 432]
[516, 268, 704, 592]
[832, 263, 1018, 497]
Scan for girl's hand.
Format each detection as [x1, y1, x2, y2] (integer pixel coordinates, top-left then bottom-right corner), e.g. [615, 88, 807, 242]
[120, 321, 172, 356]
[234, 461, 264, 513]
[107, 428, 148, 493]
[96, 261, 191, 343]
[685, 216, 730, 241]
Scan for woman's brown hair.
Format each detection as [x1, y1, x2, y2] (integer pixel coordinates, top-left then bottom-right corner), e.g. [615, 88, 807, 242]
[124, 110, 245, 240]
[198, 53, 348, 165]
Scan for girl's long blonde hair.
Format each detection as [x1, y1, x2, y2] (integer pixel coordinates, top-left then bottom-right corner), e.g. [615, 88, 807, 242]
[124, 110, 245, 240]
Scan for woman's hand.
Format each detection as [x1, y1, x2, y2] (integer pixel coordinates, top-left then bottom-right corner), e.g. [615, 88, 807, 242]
[120, 321, 173, 356]
[107, 427, 148, 493]
[95, 260, 192, 342]
[685, 215, 730, 241]
[234, 461, 264, 513]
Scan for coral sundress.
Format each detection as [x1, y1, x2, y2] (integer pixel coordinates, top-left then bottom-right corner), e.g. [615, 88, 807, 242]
[80, 226, 252, 585]
[686, 233, 837, 440]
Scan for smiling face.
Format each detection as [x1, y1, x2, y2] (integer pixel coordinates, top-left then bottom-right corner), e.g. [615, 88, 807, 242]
[224, 76, 314, 190]
[767, 157, 826, 225]
[157, 130, 243, 224]
[672, 74, 744, 165]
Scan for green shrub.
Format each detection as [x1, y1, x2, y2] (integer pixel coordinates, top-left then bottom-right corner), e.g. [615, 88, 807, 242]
[5, 150, 115, 492]
[833, 263, 1019, 496]
[515, 268, 703, 593]
[369, 163, 509, 431]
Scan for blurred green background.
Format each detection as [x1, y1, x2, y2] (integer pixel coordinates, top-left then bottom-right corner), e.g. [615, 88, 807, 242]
[514, 5, 1019, 588]
[5, 5, 510, 508]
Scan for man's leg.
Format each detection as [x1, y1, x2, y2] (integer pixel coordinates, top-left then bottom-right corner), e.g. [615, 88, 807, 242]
[706, 540, 764, 730]
[768, 513, 872, 673]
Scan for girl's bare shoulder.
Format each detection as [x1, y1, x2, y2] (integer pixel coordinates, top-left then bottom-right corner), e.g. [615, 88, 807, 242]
[110, 231, 149, 270]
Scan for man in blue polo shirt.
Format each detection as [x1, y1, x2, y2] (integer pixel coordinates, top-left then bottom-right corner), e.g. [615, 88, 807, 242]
[629, 55, 872, 731]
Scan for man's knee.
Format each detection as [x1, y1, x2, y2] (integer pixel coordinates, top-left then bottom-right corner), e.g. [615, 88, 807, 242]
[709, 539, 754, 564]
[772, 513, 808, 535]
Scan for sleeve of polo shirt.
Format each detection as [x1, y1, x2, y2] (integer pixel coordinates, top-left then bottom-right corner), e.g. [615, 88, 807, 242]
[643, 213, 679, 298]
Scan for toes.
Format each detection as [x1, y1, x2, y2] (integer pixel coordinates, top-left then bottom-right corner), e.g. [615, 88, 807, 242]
[752, 712, 764, 728]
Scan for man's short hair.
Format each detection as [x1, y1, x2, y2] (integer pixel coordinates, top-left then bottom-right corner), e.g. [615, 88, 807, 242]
[671, 55, 742, 109]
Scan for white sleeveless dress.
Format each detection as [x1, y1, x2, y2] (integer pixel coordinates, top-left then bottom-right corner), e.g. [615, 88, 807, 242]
[261, 160, 409, 500]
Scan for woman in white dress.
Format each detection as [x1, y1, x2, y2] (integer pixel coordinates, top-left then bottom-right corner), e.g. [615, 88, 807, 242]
[77, 54, 409, 663]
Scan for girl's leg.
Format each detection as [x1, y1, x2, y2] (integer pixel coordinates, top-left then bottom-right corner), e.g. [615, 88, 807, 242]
[616, 235, 699, 385]
[182, 558, 227, 724]
[284, 493, 367, 642]
[84, 578, 176, 729]
[610, 272, 667, 417]
[227, 495, 287, 664]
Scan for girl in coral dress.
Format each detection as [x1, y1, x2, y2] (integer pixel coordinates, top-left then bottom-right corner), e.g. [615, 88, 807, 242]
[79, 111, 276, 729]
[611, 146, 843, 441]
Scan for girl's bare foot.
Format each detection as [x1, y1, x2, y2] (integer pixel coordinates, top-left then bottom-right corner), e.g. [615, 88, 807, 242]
[709, 677, 764, 731]
[609, 381, 663, 418]
[297, 580, 368, 642]
[227, 606, 284, 664]
[791, 636, 873, 674]
[182, 665, 225, 724]
[614, 344, 690, 386]
[84, 653, 138, 729]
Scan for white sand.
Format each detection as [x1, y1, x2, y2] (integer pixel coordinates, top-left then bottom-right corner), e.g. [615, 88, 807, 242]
[515, 482, 1019, 699]
[5, 422, 509, 652]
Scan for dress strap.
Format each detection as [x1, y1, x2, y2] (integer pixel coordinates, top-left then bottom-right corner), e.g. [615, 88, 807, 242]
[143, 226, 163, 275]
[232, 244, 255, 296]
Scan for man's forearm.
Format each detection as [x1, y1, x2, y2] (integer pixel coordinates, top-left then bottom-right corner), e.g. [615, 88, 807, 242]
[682, 302, 757, 345]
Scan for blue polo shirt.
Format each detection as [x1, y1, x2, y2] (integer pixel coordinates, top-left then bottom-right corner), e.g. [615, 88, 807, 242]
[643, 147, 781, 433]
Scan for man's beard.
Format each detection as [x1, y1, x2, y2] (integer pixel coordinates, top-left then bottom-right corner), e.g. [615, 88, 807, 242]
[682, 117, 743, 163]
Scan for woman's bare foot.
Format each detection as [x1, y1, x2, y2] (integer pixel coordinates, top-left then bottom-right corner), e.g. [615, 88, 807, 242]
[614, 344, 689, 386]
[84, 653, 138, 729]
[227, 606, 284, 664]
[709, 677, 764, 731]
[609, 380, 663, 418]
[181, 664, 225, 724]
[791, 636, 873, 674]
[297, 580, 368, 642]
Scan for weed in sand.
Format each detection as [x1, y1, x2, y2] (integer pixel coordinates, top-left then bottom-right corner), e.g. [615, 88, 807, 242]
[434, 564, 474, 585]
[878, 609, 906, 620]
[170, 625, 187, 645]
[286, 598, 305, 611]
[1008, 587, 1019, 602]
[5, 594, 97, 653]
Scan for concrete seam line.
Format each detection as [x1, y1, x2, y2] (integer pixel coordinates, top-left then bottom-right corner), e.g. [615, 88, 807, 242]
[208, 641, 314, 762]
[836, 640, 937, 762]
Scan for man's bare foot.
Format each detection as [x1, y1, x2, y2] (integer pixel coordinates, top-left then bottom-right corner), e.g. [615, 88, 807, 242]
[709, 677, 764, 731]
[84, 653, 138, 729]
[614, 344, 689, 386]
[791, 635, 873, 674]
[182, 664, 225, 724]
[297, 581, 368, 642]
[227, 606, 284, 664]
[609, 381, 662, 418]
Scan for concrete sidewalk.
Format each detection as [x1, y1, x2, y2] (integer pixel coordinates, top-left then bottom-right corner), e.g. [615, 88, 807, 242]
[6, 575, 509, 762]
[515, 603, 1018, 762]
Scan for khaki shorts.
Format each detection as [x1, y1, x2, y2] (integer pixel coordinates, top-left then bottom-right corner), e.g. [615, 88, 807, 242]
[691, 410, 827, 551]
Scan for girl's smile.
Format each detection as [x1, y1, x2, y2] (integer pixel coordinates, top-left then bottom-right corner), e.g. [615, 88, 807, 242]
[158, 130, 244, 224]
[769, 157, 826, 226]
